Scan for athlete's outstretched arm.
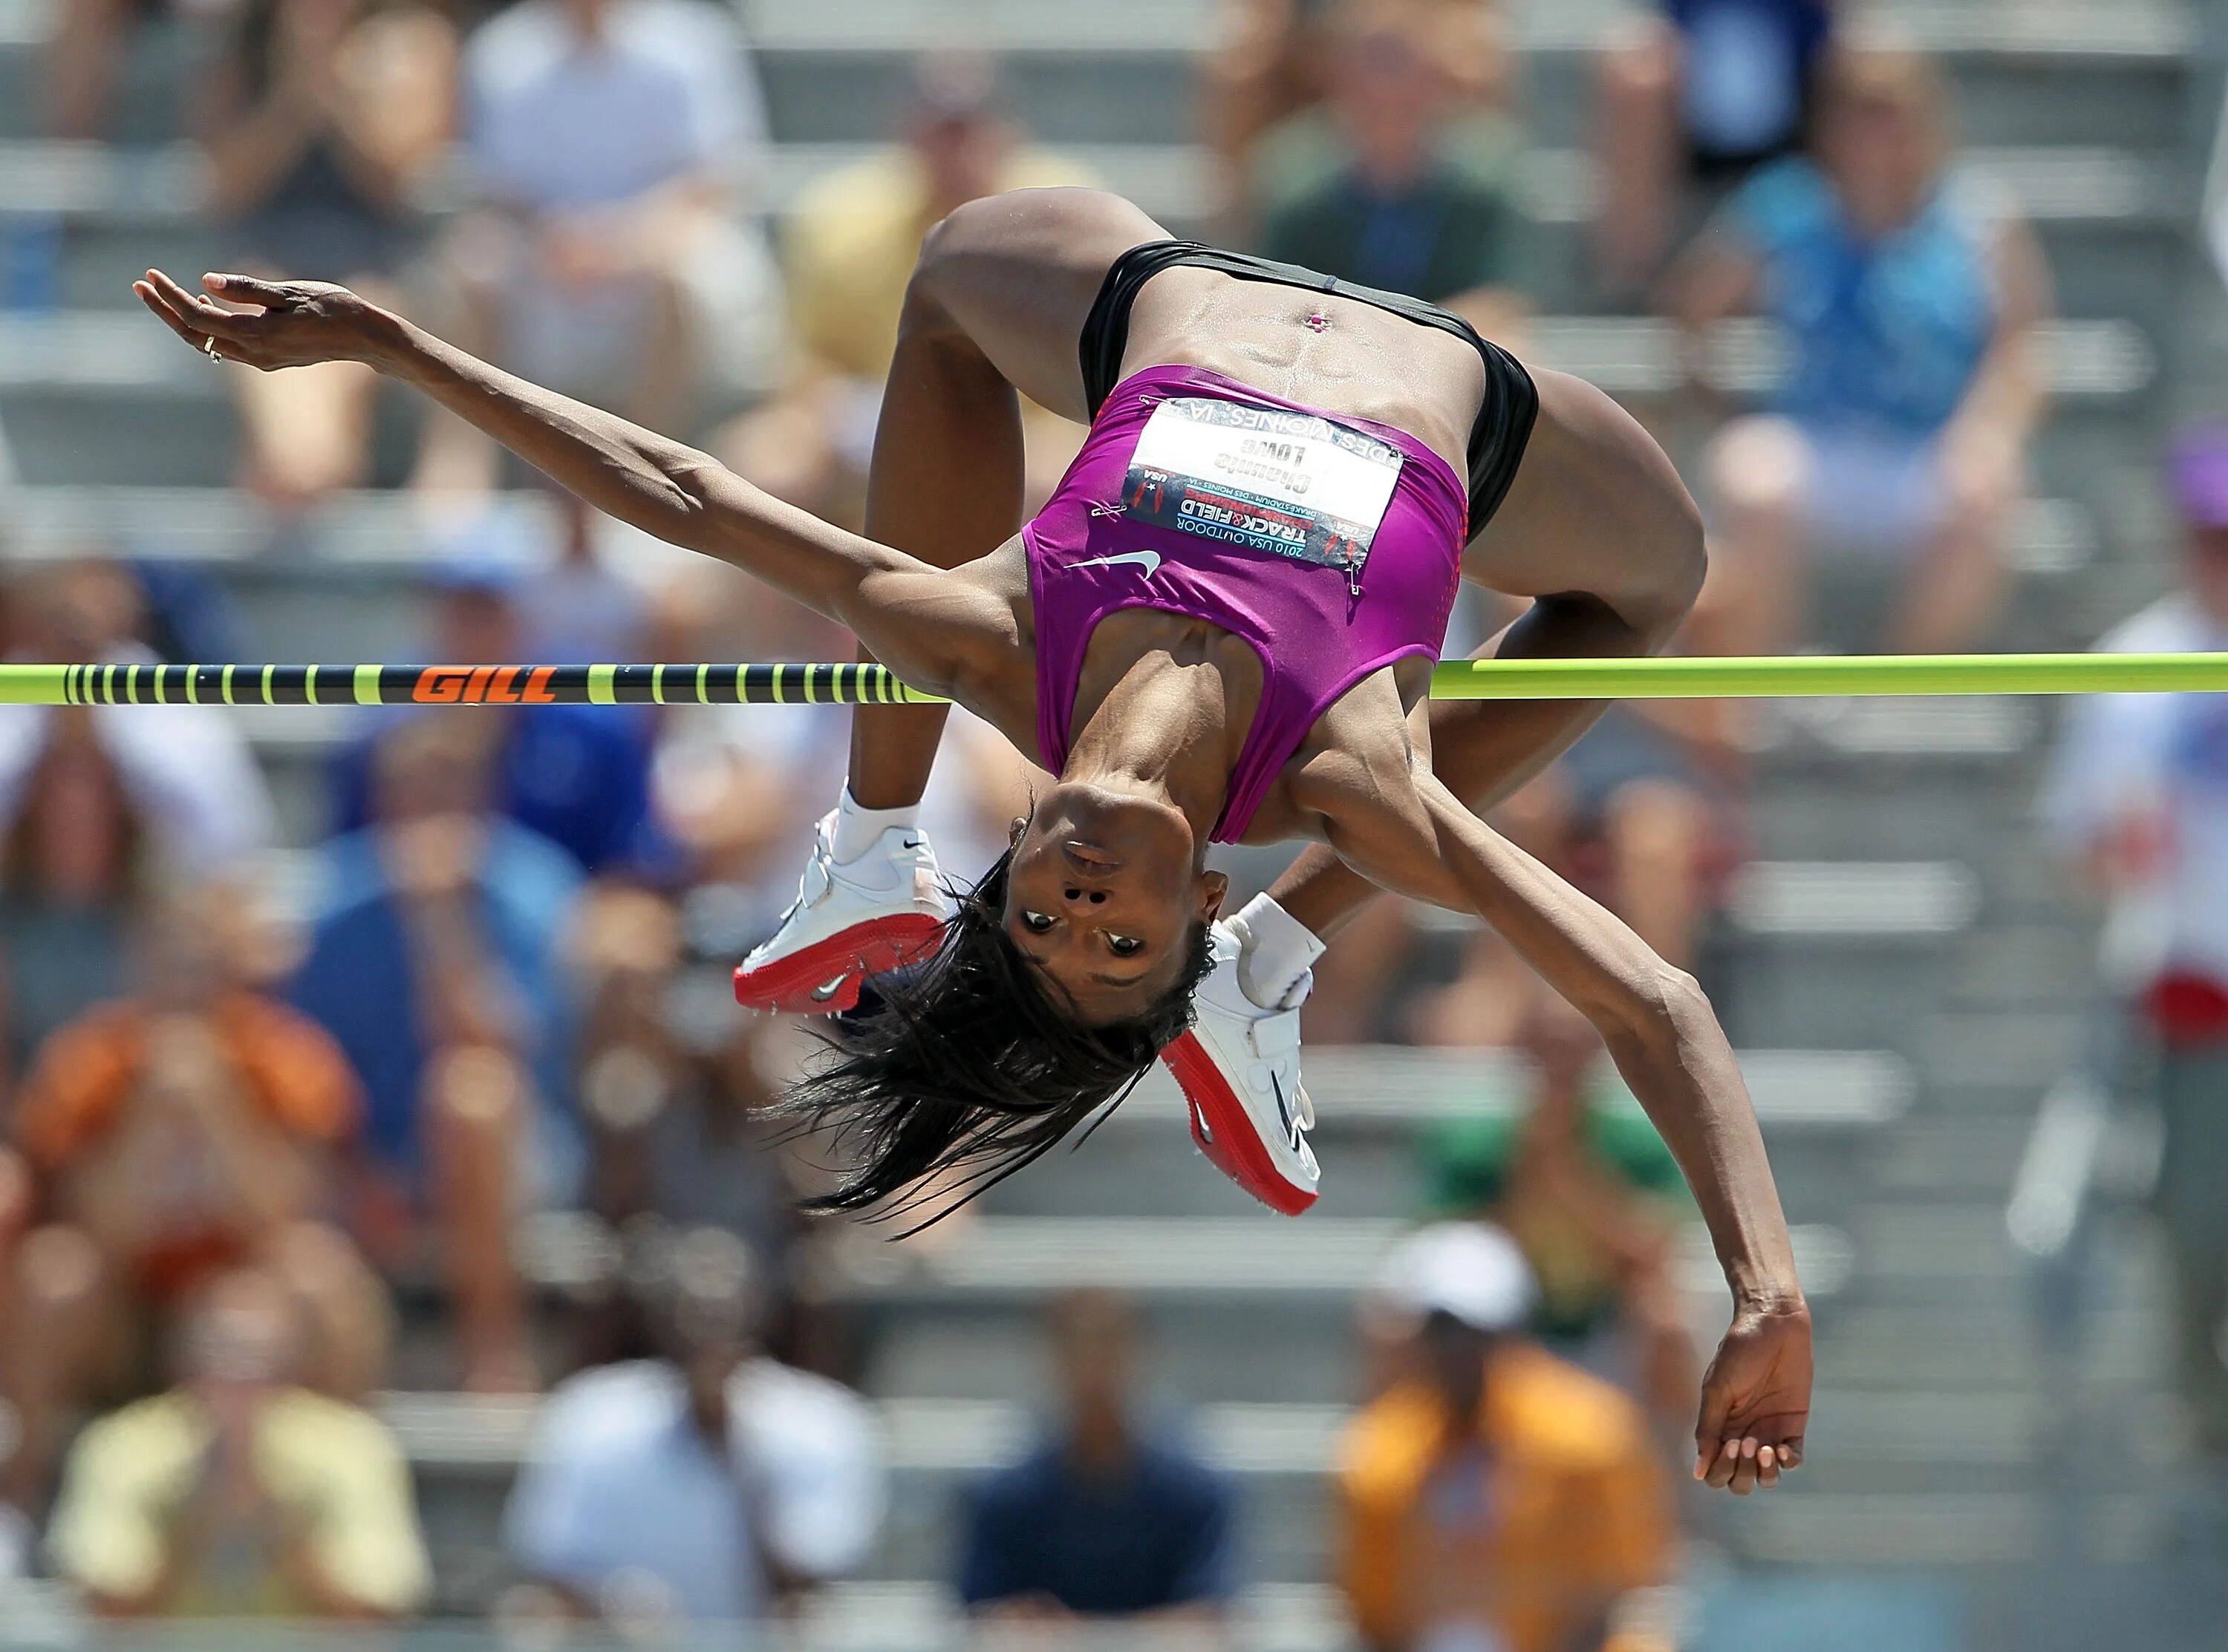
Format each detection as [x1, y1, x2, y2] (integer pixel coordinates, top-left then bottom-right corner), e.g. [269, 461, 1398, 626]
[132, 271, 1014, 700]
[1318, 774, 1811, 1495]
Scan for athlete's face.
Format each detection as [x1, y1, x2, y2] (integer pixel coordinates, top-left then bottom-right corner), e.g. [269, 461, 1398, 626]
[1003, 783, 1225, 1026]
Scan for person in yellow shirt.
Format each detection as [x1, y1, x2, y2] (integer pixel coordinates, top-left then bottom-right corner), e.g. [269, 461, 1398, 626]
[783, 55, 1098, 387]
[734, 54, 1100, 531]
[1339, 1223, 1677, 1652]
[45, 1267, 429, 1620]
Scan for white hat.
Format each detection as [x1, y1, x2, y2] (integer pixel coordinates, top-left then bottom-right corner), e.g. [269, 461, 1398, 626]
[1376, 1222, 1535, 1333]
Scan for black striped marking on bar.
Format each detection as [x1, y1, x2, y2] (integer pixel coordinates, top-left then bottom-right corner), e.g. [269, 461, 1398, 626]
[51, 661, 921, 708]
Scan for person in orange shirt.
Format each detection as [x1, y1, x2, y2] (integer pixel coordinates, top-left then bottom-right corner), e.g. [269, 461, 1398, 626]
[0, 887, 390, 1529]
[1338, 1223, 1678, 1652]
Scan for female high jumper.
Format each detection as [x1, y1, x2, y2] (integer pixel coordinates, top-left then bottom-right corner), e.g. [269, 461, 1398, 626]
[137, 186, 1808, 1492]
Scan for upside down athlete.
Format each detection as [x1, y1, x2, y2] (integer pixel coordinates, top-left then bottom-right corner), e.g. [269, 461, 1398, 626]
[137, 186, 1811, 1492]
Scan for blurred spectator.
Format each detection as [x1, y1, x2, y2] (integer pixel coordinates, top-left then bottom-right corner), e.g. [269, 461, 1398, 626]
[1340, 1224, 1676, 1652]
[503, 1229, 882, 1627]
[1410, 993, 1699, 1441]
[199, 0, 456, 504]
[0, 711, 149, 1093]
[1503, 714, 1735, 979]
[1672, 39, 2051, 656]
[959, 1289, 1237, 1627]
[517, 490, 657, 665]
[1416, 598, 1746, 1050]
[573, 887, 807, 1269]
[1594, 0, 1837, 293]
[417, 0, 779, 494]
[126, 560, 257, 668]
[0, 1143, 33, 1574]
[1205, 0, 1508, 225]
[784, 55, 1092, 391]
[45, 1267, 429, 1618]
[45, 0, 232, 138]
[740, 55, 1094, 530]
[1251, 0, 1525, 327]
[290, 711, 584, 1389]
[2, 888, 388, 1527]
[2, 580, 278, 1097]
[328, 553, 672, 878]
[0, 561, 276, 883]
[1329, 595, 1742, 1051]
[2040, 426, 2228, 1458]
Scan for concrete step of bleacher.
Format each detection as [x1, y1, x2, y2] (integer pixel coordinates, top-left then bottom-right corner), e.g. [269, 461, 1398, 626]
[809, 1215, 1855, 1314]
[1870, 1112, 2048, 1199]
[8, 137, 2188, 331]
[1745, 770, 2038, 862]
[740, 1, 2204, 155]
[377, 1382, 2122, 1598]
[968, 1047, 1906, 1224]
[0, 0, 2201, 148]
[382, 1369, 2101, 1474]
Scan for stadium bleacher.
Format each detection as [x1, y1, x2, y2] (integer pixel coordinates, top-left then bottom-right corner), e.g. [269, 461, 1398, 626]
[1, 0, 2221, 1645]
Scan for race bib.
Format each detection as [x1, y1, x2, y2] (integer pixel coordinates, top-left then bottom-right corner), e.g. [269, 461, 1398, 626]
[1121, 396, 1404, 581]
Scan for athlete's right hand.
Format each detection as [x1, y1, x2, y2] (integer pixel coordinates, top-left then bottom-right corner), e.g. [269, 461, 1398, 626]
[1694, 1296, 1813, 1495]
[132, 270, 394, 372]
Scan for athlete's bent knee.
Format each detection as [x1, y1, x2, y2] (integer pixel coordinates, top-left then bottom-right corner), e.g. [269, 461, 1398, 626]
[1629, 480, 1707, 641]
[908, 195, 1020, 313]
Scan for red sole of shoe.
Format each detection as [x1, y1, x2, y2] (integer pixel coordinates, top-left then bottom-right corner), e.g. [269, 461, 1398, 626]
[1161, 1031, 1317, 1217]
[732, 915, 948, 1014]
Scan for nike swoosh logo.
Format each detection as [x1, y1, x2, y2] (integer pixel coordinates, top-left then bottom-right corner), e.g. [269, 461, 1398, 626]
[809, 973, 850, 1002]
[1193, 1101, 1214, 1144]
[1069, 549, 1162, 576]
[1271, 1073, 1301, 1152]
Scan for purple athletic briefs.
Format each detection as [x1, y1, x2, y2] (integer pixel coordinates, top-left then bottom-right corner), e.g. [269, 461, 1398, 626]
[1026, 364, 1470, 843]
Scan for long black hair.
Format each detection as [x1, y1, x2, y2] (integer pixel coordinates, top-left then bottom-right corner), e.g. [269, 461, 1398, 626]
[781, 847, 1214, 1231]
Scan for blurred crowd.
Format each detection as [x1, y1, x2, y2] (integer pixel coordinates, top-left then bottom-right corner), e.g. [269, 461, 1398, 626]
[13, 0, 2228, 1642]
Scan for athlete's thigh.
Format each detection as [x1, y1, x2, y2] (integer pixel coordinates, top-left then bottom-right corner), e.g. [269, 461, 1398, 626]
[913, 187, 1170, 422]
[1460, 367, 1704, 635]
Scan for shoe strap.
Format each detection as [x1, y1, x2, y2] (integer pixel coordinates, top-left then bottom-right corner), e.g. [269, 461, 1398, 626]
[1250, 1006, 1302, 1058]
[798, 820, 838, 905]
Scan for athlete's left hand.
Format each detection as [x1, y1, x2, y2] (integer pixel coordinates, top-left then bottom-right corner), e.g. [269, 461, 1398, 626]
[1694, 1296, 1812, 1494]
[133, 270, 392, 372]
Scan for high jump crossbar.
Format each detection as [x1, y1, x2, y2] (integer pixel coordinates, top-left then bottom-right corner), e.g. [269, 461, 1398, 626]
[10, 655, 2228, 708]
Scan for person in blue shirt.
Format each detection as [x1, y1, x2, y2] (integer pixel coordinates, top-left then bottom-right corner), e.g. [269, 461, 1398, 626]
[327, 556, 676, 881]
[1595, 0, 1837, 289]
[290, 710, 583, 1390]
[959, 1289, 1238, 1625]
[1671, 37, 2051, 656]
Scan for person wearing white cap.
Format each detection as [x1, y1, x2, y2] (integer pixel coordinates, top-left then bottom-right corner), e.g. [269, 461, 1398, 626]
[1337, 1224, 1677, 1652]
[1380, 1218, 1540, 1340]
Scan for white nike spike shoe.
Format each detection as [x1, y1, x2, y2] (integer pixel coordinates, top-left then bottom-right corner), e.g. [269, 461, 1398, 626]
[732, 812, 953, 1014]
[1161, 923, 1320, 1215]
